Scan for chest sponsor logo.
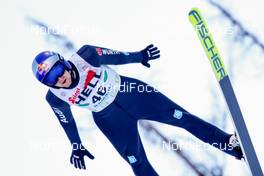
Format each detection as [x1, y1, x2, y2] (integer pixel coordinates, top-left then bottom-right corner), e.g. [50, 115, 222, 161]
[68, 88, 81, 104]
[68, 70, 104, 105]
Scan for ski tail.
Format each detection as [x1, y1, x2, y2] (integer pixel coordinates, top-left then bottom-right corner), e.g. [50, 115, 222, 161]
[188, 8, 263, 176]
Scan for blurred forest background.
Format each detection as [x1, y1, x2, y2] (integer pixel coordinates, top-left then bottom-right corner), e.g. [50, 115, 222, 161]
[3, 0, 264, 175]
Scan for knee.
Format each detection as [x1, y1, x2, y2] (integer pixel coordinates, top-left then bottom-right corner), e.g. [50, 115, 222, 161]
[173, 109, 184, 119]
[167, 108, 186, 125]
[169, 108, 197, 130]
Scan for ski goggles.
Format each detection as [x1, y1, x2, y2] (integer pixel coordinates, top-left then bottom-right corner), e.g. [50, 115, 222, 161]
[43, 62, 66, 86]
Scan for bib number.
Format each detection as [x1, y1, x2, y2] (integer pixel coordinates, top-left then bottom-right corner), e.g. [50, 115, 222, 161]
[92, 86, 106, 104]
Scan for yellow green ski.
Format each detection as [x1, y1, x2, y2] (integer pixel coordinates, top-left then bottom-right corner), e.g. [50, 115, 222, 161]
[189, 8, 263, 176]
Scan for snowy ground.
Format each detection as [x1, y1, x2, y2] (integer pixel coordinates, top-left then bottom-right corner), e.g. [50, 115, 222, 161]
[3, 0, 264, 175]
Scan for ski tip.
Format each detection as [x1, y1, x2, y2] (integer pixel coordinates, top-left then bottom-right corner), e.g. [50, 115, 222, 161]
[188, 7, 203, 27]
[189, 7, 200, 15]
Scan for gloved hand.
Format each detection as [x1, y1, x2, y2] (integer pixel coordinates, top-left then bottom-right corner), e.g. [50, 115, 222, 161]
[141, 44, 160, 68]
[70, 143, 94, 170]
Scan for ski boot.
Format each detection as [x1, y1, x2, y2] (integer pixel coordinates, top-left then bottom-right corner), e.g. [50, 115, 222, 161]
[229, 133, 244, 160]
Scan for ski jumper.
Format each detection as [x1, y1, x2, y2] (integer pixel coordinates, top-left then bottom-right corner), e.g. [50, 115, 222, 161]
[46, 45, 242, 175]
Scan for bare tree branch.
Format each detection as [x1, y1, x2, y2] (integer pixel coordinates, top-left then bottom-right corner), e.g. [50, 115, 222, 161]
[27, 17, 75, 51]
[208, 0, 264, 52]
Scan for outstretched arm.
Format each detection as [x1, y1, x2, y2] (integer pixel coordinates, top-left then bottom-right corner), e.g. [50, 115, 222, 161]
[46, 90, 94, 169]
[46, 90, 82, 145]
[77, 44, 160, 67]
